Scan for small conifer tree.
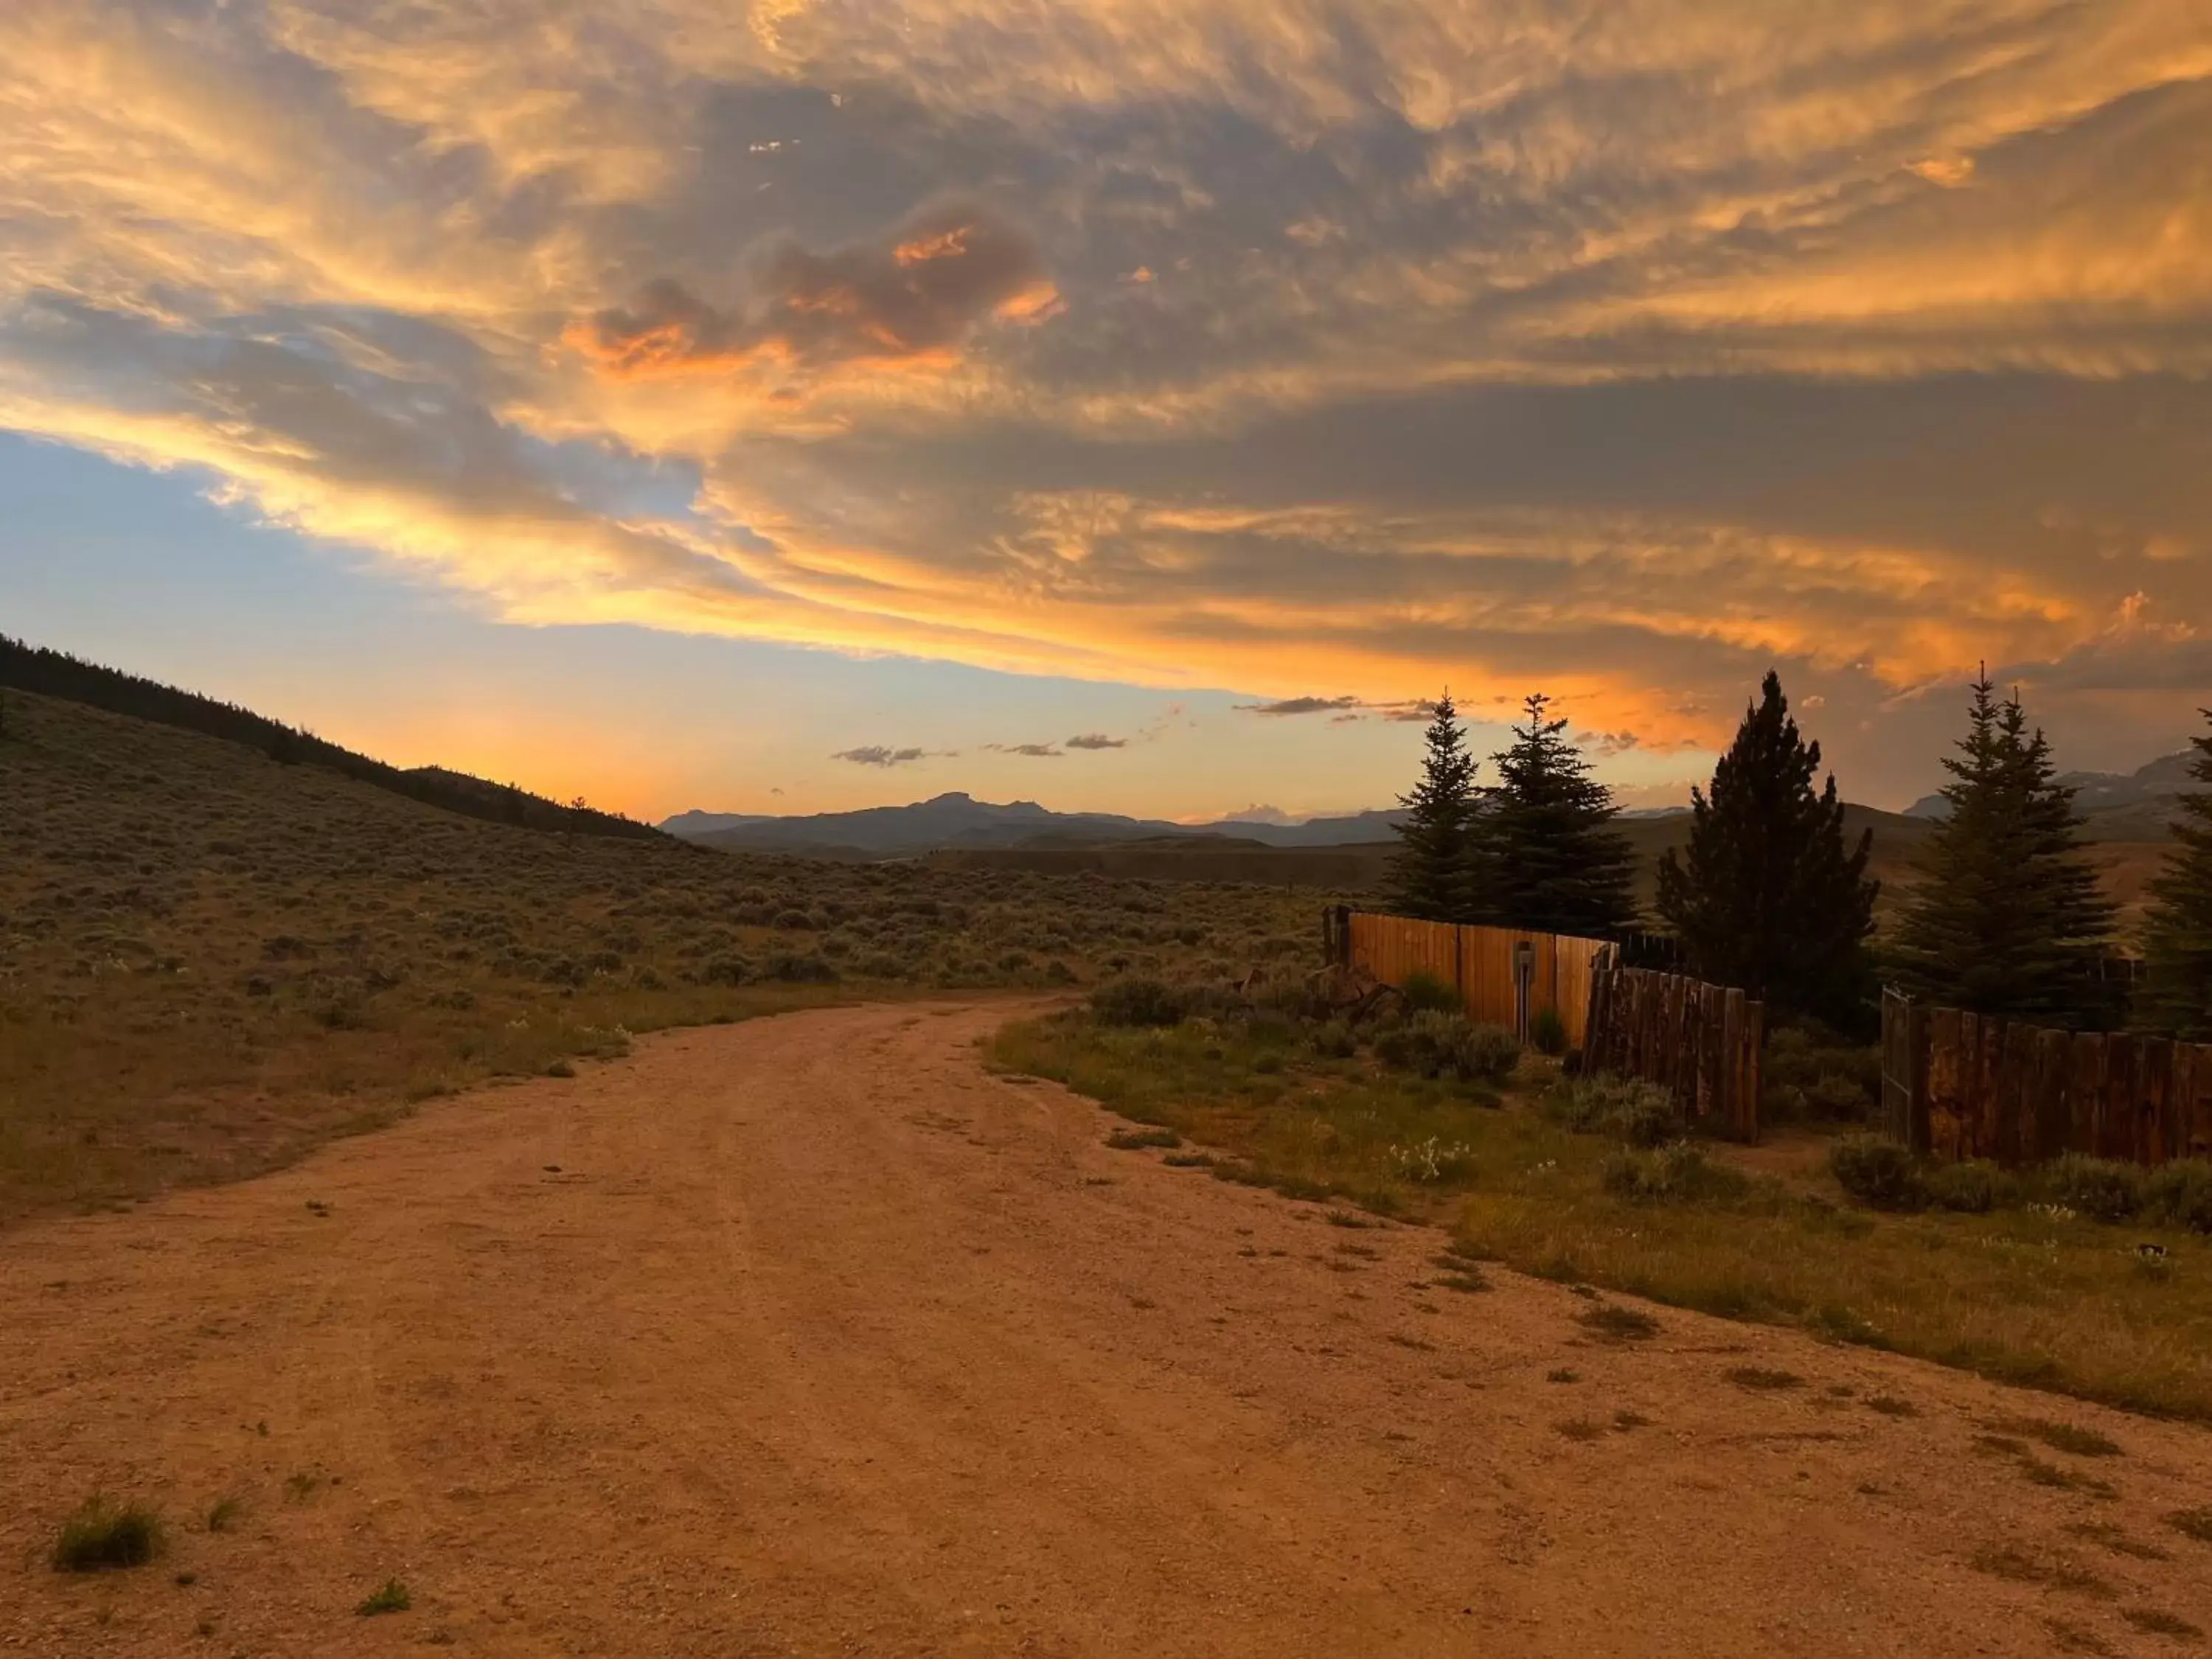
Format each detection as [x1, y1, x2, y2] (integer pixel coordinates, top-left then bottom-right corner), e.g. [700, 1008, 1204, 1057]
[1655, 672, 1877, 1026]
[2140, 711, 2212, 1037]
[1485, 693, 1636, 936]
[1892, 674, 2118, 1026]
[1386, 694, 1478, 922]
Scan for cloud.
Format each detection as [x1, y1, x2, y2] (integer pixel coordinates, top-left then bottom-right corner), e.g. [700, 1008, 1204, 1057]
[568, 202, 1055, 380]
[1235, 695, 1363, 717]
[0, 0, 2207, 813]
[1241, 695, 1434, 723]
[985, 741, 1063, 757]
[830, 745, 931, 767]
[1065, 731, 1128, 749]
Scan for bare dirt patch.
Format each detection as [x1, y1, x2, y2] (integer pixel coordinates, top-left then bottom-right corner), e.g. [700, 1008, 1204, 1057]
[4, 1002, 2211, 1655]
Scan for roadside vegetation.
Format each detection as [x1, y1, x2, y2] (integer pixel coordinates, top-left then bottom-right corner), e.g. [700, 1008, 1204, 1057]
[0, 689, 1319, 1222]
[995, 984, 2212, 1420]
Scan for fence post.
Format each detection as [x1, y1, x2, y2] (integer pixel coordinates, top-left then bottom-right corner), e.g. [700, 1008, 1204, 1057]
[1880, 990, 1910, 1144]
[1997, 1022, 2034, 1166]
[2140, 1037, 2174, 1166]
[2102, 1035, 2138, 1162]
[2071, 1032, 2107, 1155]
[1582, 964, 1613, 1077]
[2029, 1027, 2070, 1164]
[1719, 988, 1745, 1136]
[1739, 997, 1764, 1142]
[1928, 1008, 1963, 1161]
[2188, 1045, 2212, 1159]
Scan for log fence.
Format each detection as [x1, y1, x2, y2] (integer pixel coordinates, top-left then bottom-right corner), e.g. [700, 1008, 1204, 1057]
[1879, 990, 2212, 1166]
[1580, 964, 1764, 1141]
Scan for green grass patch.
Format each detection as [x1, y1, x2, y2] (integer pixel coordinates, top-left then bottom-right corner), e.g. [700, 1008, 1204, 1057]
[356, 1579, 411, 1616]
[52, 1497, 164, 1572]
[994, 1009, 2212, 1422]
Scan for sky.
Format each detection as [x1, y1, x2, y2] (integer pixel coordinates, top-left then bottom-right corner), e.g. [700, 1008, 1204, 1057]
[1, 1, 2208, 823]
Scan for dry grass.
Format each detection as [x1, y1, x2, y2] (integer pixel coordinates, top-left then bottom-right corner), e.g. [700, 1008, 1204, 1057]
[0, 690, 1318, 1224]
[1969, 1547, 2115, 1599]
[994, 1009, 2212, 1421]
[1727, 1367, 1804, 1391]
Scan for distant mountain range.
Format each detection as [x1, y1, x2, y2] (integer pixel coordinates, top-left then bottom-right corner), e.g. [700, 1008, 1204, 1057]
[672, 748, 2208, 862]
[661, 794, 1413, 856]
[1906, 749, 2199, 840]
[661, 792, 1703, 858]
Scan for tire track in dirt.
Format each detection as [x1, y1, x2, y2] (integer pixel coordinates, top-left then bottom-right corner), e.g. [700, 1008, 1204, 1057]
[2, 999, 2209, 1655]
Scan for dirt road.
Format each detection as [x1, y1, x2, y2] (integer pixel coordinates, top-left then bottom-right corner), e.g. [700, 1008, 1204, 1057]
[4, 1001, 2209, 1656]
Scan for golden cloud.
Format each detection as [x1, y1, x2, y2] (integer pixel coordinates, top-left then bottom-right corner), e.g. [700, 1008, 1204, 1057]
[567, 204, 1054, 380]
[0, 0, 2205, 777]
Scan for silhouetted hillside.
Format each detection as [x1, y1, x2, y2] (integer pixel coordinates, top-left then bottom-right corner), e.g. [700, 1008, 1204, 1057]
[0, 636, 663, 842]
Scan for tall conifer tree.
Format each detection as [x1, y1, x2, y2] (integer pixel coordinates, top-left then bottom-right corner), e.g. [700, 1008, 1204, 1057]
[1893, 674, 2118, 1026]
[2140, 711, 2212, 1037]
[1655, 672, 1877, 1026]
[1485, 693, 1636, 936]
[1386, 693, 1478, 922]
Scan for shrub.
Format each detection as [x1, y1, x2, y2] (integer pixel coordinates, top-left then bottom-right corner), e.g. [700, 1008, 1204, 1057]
[1551, 1077, 1676, 1147]
[1389, 1135, 1475, 1184]
[1398, 969, 1461, 1015]
[1806, 1071, 1874, 1120]
[1601, 1143, 1749, 1205]
[1764, 1023, 1882, 1120]
[761, 950, 838, 984]
[1829, 1135, 1924, 1211]
[1456, 1021, 1521, 1083]
[2042, 1155, 2146, 1223]
[1375, 1012, 1517, 1084]
[1309, 1018, 1357, 1059]
[1091, 977, 1188, 1028]
[2144, 1160, 2212, 1235]
[1923, 1159, 2015, 1214]
[52, 1497, 164, 1572]
[1528, 1006, 1569, 1057]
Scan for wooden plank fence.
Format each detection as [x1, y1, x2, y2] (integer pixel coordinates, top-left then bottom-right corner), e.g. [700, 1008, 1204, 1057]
[1323, 906, 1761, 1140]
[1581, 964, 1764, 1141]
[1324, 908, 1607, 1046]
[1879, 991, 2212, 1167]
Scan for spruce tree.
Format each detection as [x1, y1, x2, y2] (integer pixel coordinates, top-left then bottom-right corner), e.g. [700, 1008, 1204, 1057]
[2140, 711, 2212, 1037]
[1385, 693, 1479, 921]
[1655, 672, 1877, 1026]
[1485, 693, 1637, 936]
[1892, 675, 2118, 1026]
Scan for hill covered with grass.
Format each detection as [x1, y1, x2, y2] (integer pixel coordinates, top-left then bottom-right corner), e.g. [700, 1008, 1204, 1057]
[0, 689, 1318, 1225]
[0, 635, 661, 841]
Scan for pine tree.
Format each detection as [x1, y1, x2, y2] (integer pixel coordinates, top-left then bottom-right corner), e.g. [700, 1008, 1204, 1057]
[1485, 693, 1637, 936]
[1385, 694, 1479, 921]
[2140, 711, 2212, 1037]
[1655, 672, 1877, 1027]
[1892, 674, 2118, 1026]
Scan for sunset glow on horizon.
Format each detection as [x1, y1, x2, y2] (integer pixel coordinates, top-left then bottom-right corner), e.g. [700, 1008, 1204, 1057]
[2, 1, 2209, 819]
